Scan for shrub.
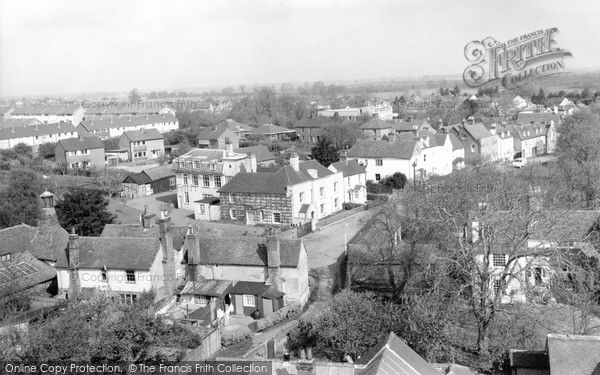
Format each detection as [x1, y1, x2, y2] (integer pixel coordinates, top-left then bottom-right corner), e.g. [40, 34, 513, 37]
[221, 326, 252, 347]
[342, 202, 361, 210]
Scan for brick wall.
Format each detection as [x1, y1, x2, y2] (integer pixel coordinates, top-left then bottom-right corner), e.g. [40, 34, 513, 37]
[219, 193, 293, 226]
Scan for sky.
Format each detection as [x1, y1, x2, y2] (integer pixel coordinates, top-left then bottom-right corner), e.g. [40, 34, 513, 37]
[0, 0, 599, 97]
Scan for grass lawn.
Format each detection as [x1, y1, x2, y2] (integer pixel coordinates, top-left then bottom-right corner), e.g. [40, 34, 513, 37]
[107, 199, 144, 224]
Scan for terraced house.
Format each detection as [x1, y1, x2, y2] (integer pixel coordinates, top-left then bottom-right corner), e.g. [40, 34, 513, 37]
[77, 113, 179, 139]
[118, 128, 165, 161]
[9, 105, 86, 125]
[0, 122, 78, 150]
[171, 145, 257, 212]
[55, 136, 105, 169]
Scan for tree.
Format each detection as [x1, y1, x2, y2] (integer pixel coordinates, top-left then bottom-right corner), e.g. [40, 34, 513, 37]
[93, 169, 126, 200]
[128, 88, 141, 103]
[320, 121, 363, 150]
[37, 142, 56, 159]
[310, 137, 339, 167]
[55, 188, 116, 236]
[101, 137, 120, 151]
[12, 143, 33, 158]
[0, 169, 43, 229]
[381, 172, 407, 191]
[453, 85, 461, 95]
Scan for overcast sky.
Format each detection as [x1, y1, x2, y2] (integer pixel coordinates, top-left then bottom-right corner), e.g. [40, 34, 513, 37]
[0, 0, 598, 97]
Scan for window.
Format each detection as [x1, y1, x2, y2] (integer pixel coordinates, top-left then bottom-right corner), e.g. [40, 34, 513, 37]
[194, 295, 208, 304]
[101, 269, 107, 281]
[179, 161, 185, 168]
[120, 293, 137, 305]
[210, 163, 216, 171]
[273, 212, 281, 223]
[471, 144, 475, 153]
[125, 270, 136, 283]
[184, 192, 189, 204]
[259, 210, 264, 221]
[169, 177, 175, 186]
[492, 253, 506, 267]
[183, 174, 189, 184]
[200, 205, 206, 214]
[423, 154, 427, 162]
[214, 175, 221, 187]
[375, 173, 381, 182]
[320, 203, 325, 214]
[299, 192, 304, 202]
[376, 159, 383, 166]
[334, 198, 338, 208]
[243, 294, 256, 307]
[203, 175, 210, 187]
[334, 182, 337, 192]
[193, 161, 201, 169]
[460, 133, 466, 140]
[493, 279, 501, 294]
[230, 209, 238, 219]
[319, 187, 324, 197]
[1, 254, 11, 261]
[192, 174, 199, 186]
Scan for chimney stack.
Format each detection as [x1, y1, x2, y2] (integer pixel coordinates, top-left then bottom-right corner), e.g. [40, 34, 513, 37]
[266, 228, 283, 293]
[141, 205, 155, 228]
[412, 123, 418, 136]
[67, 228, 81, 299]
[244, 152, 257, 173]
[39, 191, 60, 227]
[225, 140, 233, 154]
[184, 226, 202, 282]
[158, 209, 176, 298]
[290, 152, 300, 171]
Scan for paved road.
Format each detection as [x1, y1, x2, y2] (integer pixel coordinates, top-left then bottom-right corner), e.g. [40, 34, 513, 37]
[302, 211, 368, 269]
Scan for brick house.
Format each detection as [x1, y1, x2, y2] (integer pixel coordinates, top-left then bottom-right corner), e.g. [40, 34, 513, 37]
[443, 119, 498, 162]
[55, 136, 105, 169]
[118, 128, 165, 161]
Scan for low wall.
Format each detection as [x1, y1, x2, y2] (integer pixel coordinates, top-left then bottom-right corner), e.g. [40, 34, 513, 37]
[181, 328, 221, 361]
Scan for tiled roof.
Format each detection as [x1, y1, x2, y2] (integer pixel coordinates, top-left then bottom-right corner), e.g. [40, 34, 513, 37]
[100, 223, 194, 252]
[0, 122, 77, 140]
[517, 112, 561, 125]
[0, 251, 57, 294]
[249, 124, 295, 135]
[360, 118, 392, 130]
[448, 134, 464, 150]
[0, 118, 43, 129]
[0, 219, 68, 262]
[180, 279, 233, 298]
[197, 124, 233, 140]
[228, 281, 271, 296]
[464, 123, 495, 140]
[0, 224, 38, 256]
[142, 166, 174, 181]
[347, 139, 418, 159]
[508, 123, 548, 140]
[296, 117, 338, 128]
[234, 145, 276, 163]
[330, 160, 366, 177]
[123, 173, 152, 185]
[433, 134, 449, 146]
[11, 106, 80, 116]
[57, 136, 104, 151]
[54, 237, 161, 270]
[80, 114, 177, 131]
[357, 332, 440, 375]
[122, 128, 163, 142]
[198, 237, 303, 267]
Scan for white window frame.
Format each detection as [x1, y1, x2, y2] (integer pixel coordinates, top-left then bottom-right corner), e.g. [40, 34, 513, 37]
[214, 175, 221, 187]
[320, 203, 324, 214]
[125, 270, 136, 283]
[184, 192, 190, 204]
[492, 253, 506, 267]
[183, 174, 188, 185]
[376, 159, 383, 166]
[273, 212, 281, 223]
[319, 187, 324, 197]
[192, 174, 199, 186]
[243, 294, 256, 307]
[203, 175, 210, 187]
[299, 192, 304, 203]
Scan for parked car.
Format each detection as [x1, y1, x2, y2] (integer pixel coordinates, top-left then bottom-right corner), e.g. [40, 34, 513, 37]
[513, 157, 527, 168]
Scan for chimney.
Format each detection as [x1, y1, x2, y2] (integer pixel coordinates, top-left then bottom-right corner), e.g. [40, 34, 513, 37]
[39, 191, 60, 227]
[266, 228, 283, 292]
[461, 118, 466, 126]
[184, 226, 202, 282]
[140, 205, 155, 228]
[412, 123, 418, 136]
[290, 152, 300, 171]
[244, 152, 257, 173]
[158, 209, 176, 297]
[67, 228, 81, 299]
[468, 116, 475, 125]
[225, 140, 233, 154]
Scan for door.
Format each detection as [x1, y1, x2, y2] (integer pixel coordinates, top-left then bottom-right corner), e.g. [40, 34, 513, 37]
[246, 210, 256, 225]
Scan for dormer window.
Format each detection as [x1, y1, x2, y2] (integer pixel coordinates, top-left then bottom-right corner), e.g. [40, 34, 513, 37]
[179, 161, 185, 168]
[210, 163, 216, 171]
[461, 133, 466, 140]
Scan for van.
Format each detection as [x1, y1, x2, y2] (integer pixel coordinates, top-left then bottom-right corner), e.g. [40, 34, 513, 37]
[513, 157, 527, 168]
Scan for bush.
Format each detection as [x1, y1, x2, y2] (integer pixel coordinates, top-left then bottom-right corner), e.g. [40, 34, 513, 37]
[254, 302, 302, 332]
[342, 202, 361, 210]
[221, 326, 252, 347]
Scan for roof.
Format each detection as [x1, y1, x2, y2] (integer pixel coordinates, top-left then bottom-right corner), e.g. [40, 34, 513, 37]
[10, 106, 80, 116]
[464, 123, 495, 140]
[123, 173, 152, 185]
[198, 237, 303, 267]
[0, 122, 77, 141]
[347, 139, 418, 159]
[57, 136, 104, 151]
[224, 119, 253, 131]
[174, 148, 233, 162]
[100, 223, 194, 252]
[195, 197, 220, 204]
[249, 124, 295, 135]
[516, 112, 561, 125]
[508, 123, 549, 140]
[299, 204, 310, 214]
[79, 114, 177, 132]
[0, 218, 69, 262]
[197, 124, 235, 140]
[546, 334, 600, 375]
[357, 332, 440, 375]
[448, 134, 464, 150]
[234, 145, 276, 163]
[0, 251, 57, 294]
[142, 166, 174, 181]
[330, 160, 366, 177]
[218, 159, 335, 194]
[122, 128, 163, 142]
[55, 237, 161, 270]
[360, 118, 392, 130]
[180, 279, 233, 298]
[0, 118, 43, 129]
[228, 281, 271, 296]
[0, 224, 38, 256]
[509, 350, 549, 369]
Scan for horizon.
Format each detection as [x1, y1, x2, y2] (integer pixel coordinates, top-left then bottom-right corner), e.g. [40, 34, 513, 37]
[1, 0, 599, 98]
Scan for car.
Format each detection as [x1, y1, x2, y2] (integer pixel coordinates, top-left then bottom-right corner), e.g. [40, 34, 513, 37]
[513, 157, 527, 168]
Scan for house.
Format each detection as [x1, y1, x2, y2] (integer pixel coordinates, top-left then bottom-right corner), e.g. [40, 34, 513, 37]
[196, 124, 239, 150]
[295, 117, 336, 143]
[248, 124, 296, 142]
[0, 118, 43, 129]
[391, 118, 436, 135]
[509, 123, 552, 158]
[55, 136, 105, 169]
[217, 154, 344, 226]
[443, 119, 498, 162]
[0, 106, 14, 119]
[171, 146, 257, 212]
[318, 104, 396, 121]
[9, 105, 86, 125]
[234, 145, 277, 167]
[223, 119, 253, 138]
[118, 128, 165, 161]
[510, 334, 600, 375]
[516, 112, 561, 127]
[56, 210, 182, 303]
[360, 118, 393, 140]
[121, 166, 176, 198]
[0, 250, 57, 298]
[0, 122, 78, 151]
[487, 123, 515, 162]
[328, 160, 367, 205]
[181, 227, 310, 312]
[347, 138, 420, 182]
[448, 133, 466, 168]
[77, 113, 179, 139]
[81, 104, 175, 118]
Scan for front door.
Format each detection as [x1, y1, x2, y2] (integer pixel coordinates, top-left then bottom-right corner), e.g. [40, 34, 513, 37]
[246, 210, 256, 225]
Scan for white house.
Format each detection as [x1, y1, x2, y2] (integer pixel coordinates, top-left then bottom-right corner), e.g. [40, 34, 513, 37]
[9, 106, 86, 125]
[328, 160, 368, 205]
[0, 122, 78, 150]
[77, 113, 179, 140]
[346, 138, 420, 182]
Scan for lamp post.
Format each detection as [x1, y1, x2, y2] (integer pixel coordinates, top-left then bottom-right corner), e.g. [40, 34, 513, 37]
[412, 161, 417, 191]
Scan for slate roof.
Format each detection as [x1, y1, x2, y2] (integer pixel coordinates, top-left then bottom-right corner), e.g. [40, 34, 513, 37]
[0, 118, 43, 129]
[228, 281, 271, 296]
[0, 219, 68, 262]
[180, 279, 233, 298]
[464, 123, 495, 140]
[57, 136, 104, 151]
[11, 106, 80, 116]
[360, 118, 392, 130]
[249, 124, 295, 135]
[0, 224, 38, 256]
[219, 159, 335, 194]
[234, 145, 276, 163]
[347, 139, 418, 159]
[100, 223, 194, 252]
[123, 173, 152, 185]
[509, 123, 549, 141]
[122, 128, 163, 142]
[448, 134, 464, 150]
[55, 237, 161, 270]
[79, 114, 177, 131]
[517, 112, 561, 125]
[142, 166, 174, 181]
[197, 124, 233, 140]
[0, 122, 77, 140]
[197, 237, 303, 268]
[0, 251, 57, 294]
[357, 332, 439, 375]
[330, 160, 366, 177]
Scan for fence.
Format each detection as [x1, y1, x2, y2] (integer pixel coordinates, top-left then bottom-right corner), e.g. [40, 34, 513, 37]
[181, 327, 221, 361]
[316, 196, 389, 229]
